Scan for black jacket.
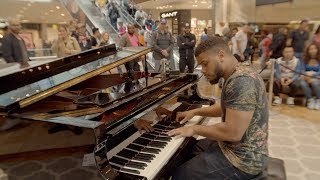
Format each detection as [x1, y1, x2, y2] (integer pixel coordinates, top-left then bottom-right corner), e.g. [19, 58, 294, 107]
[270, 33, 287, 59]
[1, 33, 29, 63]
[177, 33, 196, 59]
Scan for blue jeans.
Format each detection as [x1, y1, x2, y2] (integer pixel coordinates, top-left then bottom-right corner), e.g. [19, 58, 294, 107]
[299, 79, 320, 99]
[294, 52, 303, 62]
[172, 139, 258, 180]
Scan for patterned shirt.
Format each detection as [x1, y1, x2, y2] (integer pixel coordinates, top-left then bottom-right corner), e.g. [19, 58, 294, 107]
[219, 65, 269, 175]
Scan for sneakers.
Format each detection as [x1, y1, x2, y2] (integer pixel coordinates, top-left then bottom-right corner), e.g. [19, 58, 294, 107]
[315, 99, 320, 110]
[273, 96, 282, 105]
[286, 97, 295, 106]
[307, 98, 316, 109]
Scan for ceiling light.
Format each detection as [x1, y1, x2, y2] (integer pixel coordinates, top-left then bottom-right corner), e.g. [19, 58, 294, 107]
[44, 12, 49, 15]
[21, 19, 29, 23]
[56, 6, 60, 9]
[50, 9, 54, 12]
[19, 10, 24, 13]
[61, 13, 65, 16]
[27, 3, 32, 6]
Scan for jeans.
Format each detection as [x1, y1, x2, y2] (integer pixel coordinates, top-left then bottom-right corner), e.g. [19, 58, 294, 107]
[299, 79, 320, 99]
[110, 18, 118, 31]
[172, 139, 258, 180]
[179, 56, 195, 73]
[273, 80, 300, 97]
[294, 52, 303, 62]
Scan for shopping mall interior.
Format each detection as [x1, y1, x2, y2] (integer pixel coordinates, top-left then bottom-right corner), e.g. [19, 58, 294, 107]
[0, 0, 320, 180]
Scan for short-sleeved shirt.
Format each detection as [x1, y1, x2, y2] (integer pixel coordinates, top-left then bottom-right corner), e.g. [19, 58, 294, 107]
[219, 65, 269, 175]
[290, 29, 309, 53]
[233, 30, 248, 55]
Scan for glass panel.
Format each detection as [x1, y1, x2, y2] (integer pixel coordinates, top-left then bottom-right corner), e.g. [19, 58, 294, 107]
[0, 47, 149, 108]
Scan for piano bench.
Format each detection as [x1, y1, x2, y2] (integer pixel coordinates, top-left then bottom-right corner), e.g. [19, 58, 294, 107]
[251, 157, 286, 180]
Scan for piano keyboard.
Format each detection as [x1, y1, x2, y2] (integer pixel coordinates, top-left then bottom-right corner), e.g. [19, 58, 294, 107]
[106, 103, 204, 180]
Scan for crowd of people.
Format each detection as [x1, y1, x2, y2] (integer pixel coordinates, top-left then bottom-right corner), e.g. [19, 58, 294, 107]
[0, 0, 319, 111]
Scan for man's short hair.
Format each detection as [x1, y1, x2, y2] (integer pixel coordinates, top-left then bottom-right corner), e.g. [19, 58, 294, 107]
[195, 36, 231, 57]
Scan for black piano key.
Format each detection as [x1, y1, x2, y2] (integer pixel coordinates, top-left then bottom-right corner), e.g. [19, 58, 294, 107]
[110, 156, 127, 166]
[120, 167, 141, 174]
[117, 149, 138, 159]
[133, 156, 152, 162]
[153, 124, 166, 130]
[141, 147, 161, 154]
[126, 162, 146, 170]
[155, 136, 172, 142]
[133, 138, 151, 146]
[157, 120, 172, 126]
[141, 133, 156, 140]
[147, 132, 169, 137]
[153, 128, 169, 132]
[127, 144, 144, 151]
[148, 141, 167, 148]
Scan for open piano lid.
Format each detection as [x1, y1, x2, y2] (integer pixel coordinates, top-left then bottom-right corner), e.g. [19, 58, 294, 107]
[0, 45, 152, 112]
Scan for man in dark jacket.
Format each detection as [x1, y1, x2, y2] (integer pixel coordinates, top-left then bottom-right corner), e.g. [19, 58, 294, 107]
[1, 18, 29, 68]
[270, 27, 288, 59]
[177, 23, 196, 73]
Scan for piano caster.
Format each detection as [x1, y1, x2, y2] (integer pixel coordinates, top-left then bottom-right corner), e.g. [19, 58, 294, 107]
[48, 124, 83, 135]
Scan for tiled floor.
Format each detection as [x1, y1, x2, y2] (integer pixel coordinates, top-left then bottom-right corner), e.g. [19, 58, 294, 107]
[268, 109, 320, 180]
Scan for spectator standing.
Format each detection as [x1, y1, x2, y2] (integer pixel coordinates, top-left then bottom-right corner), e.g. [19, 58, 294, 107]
[91, 27, 101, 48]
[78, 24, 92, 51]
[135, 9, 147, 26]
[287, 19, 310, 61]
[258, 30, 273, 69]
[200, 27, 213, 42]
[119, 24, 141, 72]
[270, 27, 289, 60]
[311, 25, 320, 47]
[273, 46, 301, 106]
[299, 44, 320, 110]
[233, 24, 249, 62]
[177, 23, 196, 73]
[118, 21, 126, 36]
[100, 31, 110, 46]
[1, 18, 30, 68]
[69, 19, 79, 40]
[230, 27, 238, 54]
[151, 19, 175, 72]
[152, 20, 159, 32]
[108, 3, 120, 31]
[52, 25, 81, 58]
[145, 14, 154, 27]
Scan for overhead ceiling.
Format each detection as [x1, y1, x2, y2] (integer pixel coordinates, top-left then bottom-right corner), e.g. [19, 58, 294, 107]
[0, 0, 72, 24]
[138, 0, 212, 10]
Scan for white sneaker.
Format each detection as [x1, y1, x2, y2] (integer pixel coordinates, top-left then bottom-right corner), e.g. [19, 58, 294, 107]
[307, 98, 316, 109]
[273, 96, 282, 105]
[286, 97, 295, 106]
[315, 99, 320, 110]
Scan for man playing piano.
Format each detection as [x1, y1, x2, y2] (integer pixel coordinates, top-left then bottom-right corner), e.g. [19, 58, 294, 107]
[137, 36, 268, 179]
[168, 37, 268, 179]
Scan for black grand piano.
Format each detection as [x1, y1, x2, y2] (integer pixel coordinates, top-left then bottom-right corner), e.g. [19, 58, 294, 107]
[0, 44, 213, 180]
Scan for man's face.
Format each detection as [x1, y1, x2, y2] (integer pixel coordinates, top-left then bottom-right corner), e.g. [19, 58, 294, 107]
[283, 47, 294, 60]
[128, 25, 135, 34]
[9, 20, 22, 34]
[283, 28, 288, 36]
[159, 23, 166, 30]
[197, 51, 224, 85]
[95, 31, 101, 38]
[79, 26, 86, 34]
[232, 29, 238, 36]
[184, 27, 191, 34]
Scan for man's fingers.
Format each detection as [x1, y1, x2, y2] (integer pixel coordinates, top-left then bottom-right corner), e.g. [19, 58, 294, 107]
[180, 117, 189, 124]
[167, 129, 181, 137]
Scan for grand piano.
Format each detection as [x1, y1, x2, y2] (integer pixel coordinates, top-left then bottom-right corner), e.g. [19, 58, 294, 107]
[0, 44, 214, 180]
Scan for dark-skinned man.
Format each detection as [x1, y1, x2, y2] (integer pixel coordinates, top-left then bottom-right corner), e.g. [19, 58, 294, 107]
[136, 36, 269, 179]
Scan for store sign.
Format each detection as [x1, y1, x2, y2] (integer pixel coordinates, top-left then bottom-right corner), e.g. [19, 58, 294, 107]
[160, 11, 178, 18]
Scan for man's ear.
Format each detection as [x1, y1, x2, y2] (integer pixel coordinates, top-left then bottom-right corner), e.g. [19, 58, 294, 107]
[218, 50, 225, 63]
